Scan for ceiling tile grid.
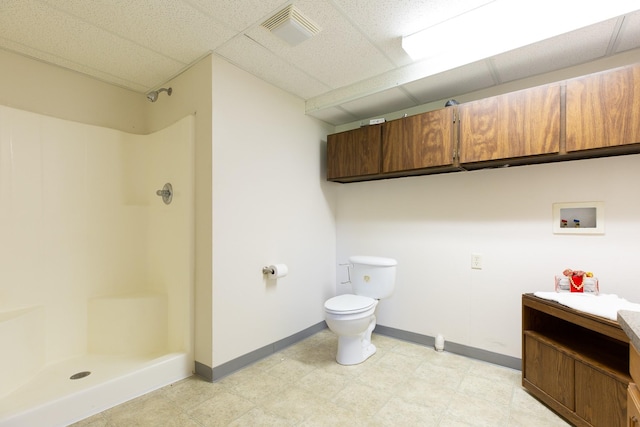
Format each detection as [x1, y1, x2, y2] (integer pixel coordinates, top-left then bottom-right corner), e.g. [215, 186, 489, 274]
[330, 0, 495, 67]
[0, 0, 187, 88]
[402, 61, 497, 105]
[39, 0, 237, 64]
[240, 0, 396, 90]
[0, 0, 639, 125]
[339, 86, 417, 119]
[183, 0, 287, 32]
[614, 10, 640, 53]
[490, 18, 621, 84]
[216, 34, 331, 100]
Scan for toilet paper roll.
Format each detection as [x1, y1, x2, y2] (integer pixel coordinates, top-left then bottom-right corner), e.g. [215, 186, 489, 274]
[267, 264, 288, 279]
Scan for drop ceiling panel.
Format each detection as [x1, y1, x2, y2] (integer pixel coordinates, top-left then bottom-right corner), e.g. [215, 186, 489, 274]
[615, 10, 640, 53]
[331, 0, 495, 67]
[183, 0, 286, 32]
[1, 0, 640, 126]
[403, 62, 496, 104]
[0, 0, 185, 88]
[38, 0, 237, 64]
[216, 35, 331, 100]
[306, 106, 357, 125]
[339, 87, 417, 119]
[491, 19, 619, 83]
[243, 0, 395, 89]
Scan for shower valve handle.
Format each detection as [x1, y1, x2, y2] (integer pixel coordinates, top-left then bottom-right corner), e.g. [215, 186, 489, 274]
[156, 183, 173, 205]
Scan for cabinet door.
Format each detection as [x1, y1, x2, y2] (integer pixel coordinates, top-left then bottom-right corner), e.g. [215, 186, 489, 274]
[327, 125, 381, 180]
[575, 360, 627, 427]
[524, 334, 575, 410]
[566, 64, 640, 151]
[459, 84, 560, 163]
[382, 108, 454, 172]
[629, 384, 640, 427]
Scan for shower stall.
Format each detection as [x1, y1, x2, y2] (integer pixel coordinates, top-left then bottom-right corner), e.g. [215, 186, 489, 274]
[0, 106, 194, 426]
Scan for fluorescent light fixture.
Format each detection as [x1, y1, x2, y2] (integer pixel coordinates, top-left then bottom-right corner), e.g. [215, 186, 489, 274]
[262, 5, 321, 46]
[402, 0, 640, 65]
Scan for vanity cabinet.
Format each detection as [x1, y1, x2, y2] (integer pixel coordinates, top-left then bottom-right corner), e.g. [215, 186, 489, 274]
[522, 294, 630, 427]
[628, 345, 640, 426]
[382, 108, 456, 173]
[327, 124, 382, 181]
[458, 84, 561, 165]
[566, 63, 640, 152]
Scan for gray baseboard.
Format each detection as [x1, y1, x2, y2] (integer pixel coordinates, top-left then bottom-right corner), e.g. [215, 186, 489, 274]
[374, 324, 522, 371]
[206, 321, 327, 381]
[194, 360, 213, 382]
[196, 321, 521, 382]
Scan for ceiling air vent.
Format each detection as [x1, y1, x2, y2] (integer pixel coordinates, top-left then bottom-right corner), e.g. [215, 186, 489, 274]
[262, 5, 321, 46]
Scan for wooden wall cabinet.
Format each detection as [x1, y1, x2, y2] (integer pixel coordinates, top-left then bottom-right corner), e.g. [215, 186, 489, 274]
[522, 294, 630, 427]
[382, 108, 456, 173]
[566, 64, 640, 152]
[326, 63, 640, 183]
[326, 124, 381, 180]
[459, 84, 561, 164]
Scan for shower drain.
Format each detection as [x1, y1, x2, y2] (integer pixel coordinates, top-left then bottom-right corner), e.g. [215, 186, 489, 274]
[70, 371, 91, 380]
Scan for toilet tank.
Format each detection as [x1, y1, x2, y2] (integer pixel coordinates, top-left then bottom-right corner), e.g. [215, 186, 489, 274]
[349, 256, 397, 299]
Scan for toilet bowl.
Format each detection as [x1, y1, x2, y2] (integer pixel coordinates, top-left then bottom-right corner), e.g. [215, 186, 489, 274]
[324, 294, 378, 365]
[324, 256, 397, 365]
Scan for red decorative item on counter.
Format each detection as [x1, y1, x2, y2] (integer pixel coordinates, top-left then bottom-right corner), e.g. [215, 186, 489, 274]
[563, 268, 588, 293]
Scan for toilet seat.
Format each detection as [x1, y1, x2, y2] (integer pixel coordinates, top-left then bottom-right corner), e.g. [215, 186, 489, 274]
[324, 294, 376, 315]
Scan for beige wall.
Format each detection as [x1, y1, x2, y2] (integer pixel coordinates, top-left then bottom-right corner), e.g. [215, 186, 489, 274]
[0, 49, 146, 133]
[210, 55, 336, 367]
[332, 50, 640, 359]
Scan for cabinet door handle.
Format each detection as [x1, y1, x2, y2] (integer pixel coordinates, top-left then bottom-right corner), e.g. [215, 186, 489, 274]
[632, 415, 638, 424]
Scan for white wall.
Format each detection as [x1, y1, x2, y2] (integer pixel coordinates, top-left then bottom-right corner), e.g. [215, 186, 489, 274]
[210, 56, 336, 367]
[335, 154, 640, 358]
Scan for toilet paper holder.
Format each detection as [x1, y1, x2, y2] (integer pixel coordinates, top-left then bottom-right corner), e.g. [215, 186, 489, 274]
[262, 266, 276, 275]
[262, 264, 288, 279]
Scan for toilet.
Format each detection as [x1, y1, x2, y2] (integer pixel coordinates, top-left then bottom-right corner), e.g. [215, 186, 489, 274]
[324, 256, 397, 365]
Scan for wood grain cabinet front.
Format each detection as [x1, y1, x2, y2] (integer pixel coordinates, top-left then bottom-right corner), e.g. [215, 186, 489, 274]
[459, 84, 561, 164]
[629, 345, 640, 427]
[326, 124, 381, 181]
[381, 108, 455, 173]
[629, 383, 640, 427]
[566, 63, 640, 152]
[522, 294, 631, 427]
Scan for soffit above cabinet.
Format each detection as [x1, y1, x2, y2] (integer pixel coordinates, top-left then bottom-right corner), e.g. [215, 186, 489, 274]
[1, 1, 640, 126]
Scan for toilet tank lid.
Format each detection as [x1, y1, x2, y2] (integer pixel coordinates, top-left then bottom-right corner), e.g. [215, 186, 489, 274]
[349, 255, 397, 266]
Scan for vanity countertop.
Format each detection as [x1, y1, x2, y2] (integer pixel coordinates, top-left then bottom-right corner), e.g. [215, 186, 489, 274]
[617, 310, 640, 350]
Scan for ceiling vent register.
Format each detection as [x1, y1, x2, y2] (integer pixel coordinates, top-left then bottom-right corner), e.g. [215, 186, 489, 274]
[262, 5, 321, 46]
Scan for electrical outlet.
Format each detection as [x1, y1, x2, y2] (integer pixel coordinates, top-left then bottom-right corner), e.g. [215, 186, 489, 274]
[471, 253, 483, 270]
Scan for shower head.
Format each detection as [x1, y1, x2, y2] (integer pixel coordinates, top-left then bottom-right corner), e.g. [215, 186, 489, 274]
[146, 87, 172, 102]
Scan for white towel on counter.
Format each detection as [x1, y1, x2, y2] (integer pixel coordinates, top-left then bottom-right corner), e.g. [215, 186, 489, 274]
[533, 292, 640, 321]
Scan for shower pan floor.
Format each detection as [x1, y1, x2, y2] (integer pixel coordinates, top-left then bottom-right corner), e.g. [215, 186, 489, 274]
[0, 352, 192, 427]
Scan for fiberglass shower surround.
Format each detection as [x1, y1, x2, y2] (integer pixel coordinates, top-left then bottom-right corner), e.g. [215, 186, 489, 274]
[0, 106, 194, 426]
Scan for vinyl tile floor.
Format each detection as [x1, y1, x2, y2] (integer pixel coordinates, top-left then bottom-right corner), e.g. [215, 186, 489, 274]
[72, 330, 570, 426]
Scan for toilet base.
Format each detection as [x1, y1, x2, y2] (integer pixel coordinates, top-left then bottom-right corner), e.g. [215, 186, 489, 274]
[336, 336, 377, 365]
[335, 316, 377, 365]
